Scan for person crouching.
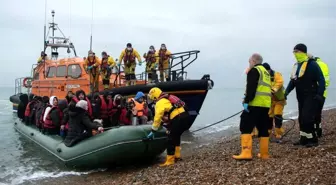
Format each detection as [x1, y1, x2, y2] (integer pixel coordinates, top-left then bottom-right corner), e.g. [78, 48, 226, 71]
[64, 100, 104, 147]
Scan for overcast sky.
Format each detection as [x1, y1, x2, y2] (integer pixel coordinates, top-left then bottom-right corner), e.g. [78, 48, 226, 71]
[0, 0, 335, 89]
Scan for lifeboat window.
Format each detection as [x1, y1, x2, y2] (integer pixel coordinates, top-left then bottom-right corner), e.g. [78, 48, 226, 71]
[68, 64, 82, 79]
[47, 66, 56, 78]
[56, 65, 66, 77]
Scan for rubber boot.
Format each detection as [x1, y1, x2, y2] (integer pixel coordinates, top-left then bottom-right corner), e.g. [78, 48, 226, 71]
[258, 137, 270, 159]
[159, 155, 175, 167]
[232, 134, 252, 160]
[175, 146, 181, 161]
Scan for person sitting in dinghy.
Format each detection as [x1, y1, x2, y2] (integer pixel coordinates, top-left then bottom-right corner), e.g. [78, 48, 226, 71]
[42, 96, 63, 135]
[92, 92, 114, 127]
[69, 90, 93, 119]
[128, 91, 149, 125]
[64, 100, 104, 147]
[17, 94, 29, 121]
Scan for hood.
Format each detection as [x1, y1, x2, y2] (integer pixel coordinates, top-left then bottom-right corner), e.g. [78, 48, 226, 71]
[58, 99, 68, 111]
[28, 93, 35, 102]
[19, 94, 29, 104]
[49, 96, 57, 106]
[75, 90, 86, 100]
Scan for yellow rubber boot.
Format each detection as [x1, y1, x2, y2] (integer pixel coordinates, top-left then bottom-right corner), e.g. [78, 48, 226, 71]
[275, 127, 284, 139]
[232, 134, 252, 160]
[258, 137, 270, 159]
[159, 155, 175, 167]
[175, 146, 181, 160]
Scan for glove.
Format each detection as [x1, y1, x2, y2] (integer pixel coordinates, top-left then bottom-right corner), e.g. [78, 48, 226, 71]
[243, 103, 249, 113]
[147, 131, 154, 139]
[138, 61, 142, 66]
[87, 65, 93, 70]
[117, 63, 121, 67]
[284, 92, 288, 100]
[154, 63, 158, 69]
[98, 127, 104, 133]
[109, 65, 114, 69]
[314, 94, 324, 105]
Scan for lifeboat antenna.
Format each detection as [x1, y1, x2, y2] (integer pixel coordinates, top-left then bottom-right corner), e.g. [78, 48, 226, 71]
[43, 0, 47, 52]
[89, 0, 93, 51]
[68, 0, 72, 58]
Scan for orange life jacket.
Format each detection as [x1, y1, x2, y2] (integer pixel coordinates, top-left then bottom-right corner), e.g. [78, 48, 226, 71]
[123, 49, 136, 63]
[43, 106, 63, 129]
[72, 97, 93, 117]
[129, 98, 145, 117]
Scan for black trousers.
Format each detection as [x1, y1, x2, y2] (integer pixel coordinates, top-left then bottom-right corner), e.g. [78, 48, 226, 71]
[167, 112, 191, 155]
[298, 95, 318, 141]
[240, 106, 270, 137]
[315, 97, 325, 136]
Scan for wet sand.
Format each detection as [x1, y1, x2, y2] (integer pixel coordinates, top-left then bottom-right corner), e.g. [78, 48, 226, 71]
[31, 109, 336, 185]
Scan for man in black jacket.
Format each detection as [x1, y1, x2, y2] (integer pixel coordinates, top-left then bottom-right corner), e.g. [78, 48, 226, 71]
[285, 43, 325, 147]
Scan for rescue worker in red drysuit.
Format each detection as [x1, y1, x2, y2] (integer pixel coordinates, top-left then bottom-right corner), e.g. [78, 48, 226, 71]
[147, 87, 190, 166]
[128, 91, 148, 125]
[42, 96, 63, 135]
[233, 53, 272, 160]
[285, 44, 325, 147]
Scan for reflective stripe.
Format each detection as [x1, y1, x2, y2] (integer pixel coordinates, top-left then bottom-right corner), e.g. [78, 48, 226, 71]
[299, 131, 313, 139]
[249, 65, 272, 108]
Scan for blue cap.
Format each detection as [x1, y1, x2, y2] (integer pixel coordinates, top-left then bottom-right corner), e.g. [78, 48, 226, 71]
[135, 91, 145, 100]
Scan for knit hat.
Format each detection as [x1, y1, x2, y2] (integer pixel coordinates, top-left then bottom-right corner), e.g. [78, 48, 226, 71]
[294, 43, 307, 53]
[76, 100, 88, 111]
[262, 63, 271, 70]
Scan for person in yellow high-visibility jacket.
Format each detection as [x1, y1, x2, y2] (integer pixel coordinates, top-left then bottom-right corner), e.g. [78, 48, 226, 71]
[143, 45, 159, 84]
[157, 44, 172, 82]
[262, 63, 287, 142]
[118, 43, 142, 86]
[84, 50, 101, 93]
[308, 54, 330, 138]
[100, 51, 116, 89]
[37, 51, 49, 63]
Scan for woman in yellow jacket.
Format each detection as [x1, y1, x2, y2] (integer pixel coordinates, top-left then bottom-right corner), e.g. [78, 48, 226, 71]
[147, 87, 190, 166]
[84, 50, 101, 93]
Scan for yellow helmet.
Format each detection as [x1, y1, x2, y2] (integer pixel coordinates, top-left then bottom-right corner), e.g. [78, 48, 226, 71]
[148, 87, 162, 100]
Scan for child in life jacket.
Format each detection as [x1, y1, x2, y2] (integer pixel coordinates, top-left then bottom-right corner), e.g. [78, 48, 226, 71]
[42, 96, 63, 135]
[128, 91, 148, 125]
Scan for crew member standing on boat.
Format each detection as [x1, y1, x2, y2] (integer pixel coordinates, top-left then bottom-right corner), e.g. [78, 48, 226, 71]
[118, 43, 142, 86]
[84, 50, 101, 93]
[262, 63, 287, 142]
[147, 87, 190, 167]
[144, 45, 158, 84]
[233, 53, 271, 160]
[100, 51, 116, 89]
[37, 51, 48, 63]
[157, 44, 172, 82]
[285, 44, 325, 147]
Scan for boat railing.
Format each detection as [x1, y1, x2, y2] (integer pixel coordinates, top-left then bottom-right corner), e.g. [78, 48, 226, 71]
[14, 77, 31, 95]
[114, 50, 199, 85]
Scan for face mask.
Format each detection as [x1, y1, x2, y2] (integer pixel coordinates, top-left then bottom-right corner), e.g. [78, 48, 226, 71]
[161, 47, 166, 50]
[127, 47, 132, 51]
[149, 49, 154, 53]
[294, 53, 308, 63]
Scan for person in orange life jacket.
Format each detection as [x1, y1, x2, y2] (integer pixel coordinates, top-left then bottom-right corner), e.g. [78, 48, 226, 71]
[24, 95, 39, 125]
[157, 44, 172, 82]
[143, 45, 159, 84]
[118, 43, 142, 86]
[17, 94, 29, 121]
[84, 50, 101, 93]
[64, 100, 104, 147]
[69, 90, 93, 119]
[42, 96, 63, 135]
[233, 53, 271, 160]
[128, 91, 148, 125]
[285, 43, 325, 147]
[147, 87, 189, 166]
